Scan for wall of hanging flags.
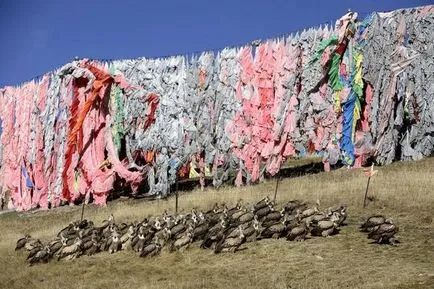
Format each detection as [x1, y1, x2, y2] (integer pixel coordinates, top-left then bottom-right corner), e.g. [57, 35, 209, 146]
[0, 6, 433, 211]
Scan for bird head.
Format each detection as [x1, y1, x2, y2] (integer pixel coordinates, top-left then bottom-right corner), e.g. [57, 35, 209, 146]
[60, 234, 68, 245]
[191, 208, 198, 216]
[264, 196, 270, 205]
[112, 235, 120, 242]
[385, 218, 394, 224]
[220, 218, 227, 228]
[191, 214, 198, 224]
[238, 226, 245, 239]
[162, 215, 170, 224]
[253, 220, 259, 231]
[138, 225, 146, 235]
[108, 214, 114, 223]
[236, 199, 243, 209]
[341, 206, 347, 213]
[295, 209, 302, 218]
[212, 202, 219, 213]
[128, 225, 135, 236]
[108, 224, 115, 232]
[222, 206, 228, 216]
[155, 223, 162, 231]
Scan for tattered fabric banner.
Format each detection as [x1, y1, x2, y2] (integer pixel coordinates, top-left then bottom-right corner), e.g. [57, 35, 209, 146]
[0, 5, 433, 211]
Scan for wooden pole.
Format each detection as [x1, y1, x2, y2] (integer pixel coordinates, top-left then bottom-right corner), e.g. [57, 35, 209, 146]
[175, 179, 179, 213]
[80, 201, 85, 222]
[363, 176, 371, 208]
[273, 175, 280, 203]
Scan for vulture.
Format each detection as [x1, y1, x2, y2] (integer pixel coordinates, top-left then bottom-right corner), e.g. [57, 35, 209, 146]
[56, 223, 77, 239]
[108, 234, 122, 254]
[28, 246, 51, 266]
[360, 215, 387, 232]
[227, 200, 243, 218]
[310, 220, 339, 237]
[83, 235, 100, 256]
[284, 200, 308, 214]
[120, 225, 136, 249]
[139, 240, 162, 258]
[287, 223, 309, 242]
[155, 227, 171, 245]
[255, 203, 274, 221]
[56, 237, 83, 261]
[262, 208, 285, 223]
[243, 219, 260, 242]
[170, 219, 188, 239]
[301, 205, 319, 219]
[27, 246, 43, 261]
[367, 220, 399, 244]
[214, 226, 246, 254]
[48, 239, 63, 256]
[200, 216, 227, 249]
[192, 222, 209, 242]
[253, 196, 270, 212]
[259, 215, 288, 239]
[133, 233, 147, 252]
[231, 207, 248, 221]
[15, 234, 31, 251]
[235, 211, 255, 225]
[24, 238, 43, 252]
[170, 230, 193, 252]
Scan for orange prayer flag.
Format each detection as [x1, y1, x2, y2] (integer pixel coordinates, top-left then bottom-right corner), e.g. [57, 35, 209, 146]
[363, 164, 378, 177]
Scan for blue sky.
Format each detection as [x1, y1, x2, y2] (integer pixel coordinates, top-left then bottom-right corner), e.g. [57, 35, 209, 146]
[0, 0, 431, 87]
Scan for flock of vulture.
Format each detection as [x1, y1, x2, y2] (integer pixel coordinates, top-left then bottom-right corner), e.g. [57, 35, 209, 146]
[14, 196, 399, 266]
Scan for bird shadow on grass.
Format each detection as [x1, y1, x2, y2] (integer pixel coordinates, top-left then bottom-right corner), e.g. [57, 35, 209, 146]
[234, 247, 248, 252]
[367, 240, 400, 246]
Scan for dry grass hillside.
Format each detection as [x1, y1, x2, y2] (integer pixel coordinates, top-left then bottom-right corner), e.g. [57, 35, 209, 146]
[0, 157, 433, 289]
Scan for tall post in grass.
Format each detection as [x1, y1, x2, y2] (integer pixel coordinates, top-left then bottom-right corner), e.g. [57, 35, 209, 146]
[80, 201, 85, 222]
[362, 164, 378, 208]
[175, 178, 179, 214]
[273, 174, 280, 203]
[363, 177, 371, 208]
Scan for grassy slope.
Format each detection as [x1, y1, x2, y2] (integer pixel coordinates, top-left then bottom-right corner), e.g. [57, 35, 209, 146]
[0, 158, 433, 289]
